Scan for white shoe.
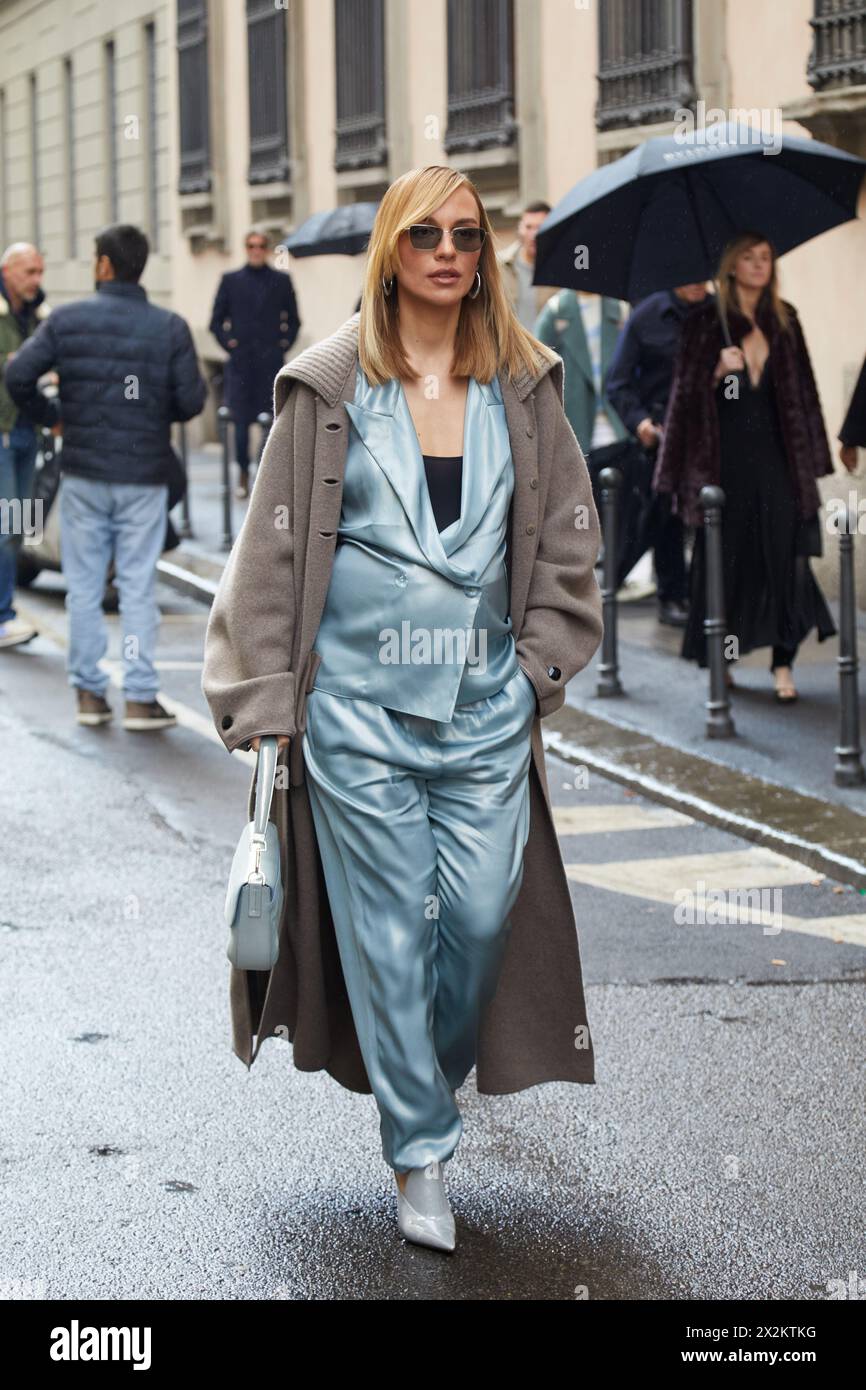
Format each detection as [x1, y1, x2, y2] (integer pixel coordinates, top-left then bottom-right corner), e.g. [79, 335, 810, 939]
[395, 1160, 456, 1252]
[0, 617, 38, 649]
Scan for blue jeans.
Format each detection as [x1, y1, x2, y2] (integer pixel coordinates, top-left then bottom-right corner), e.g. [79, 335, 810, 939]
[59, 473, 168, 701]
[0, 420, 39, 623]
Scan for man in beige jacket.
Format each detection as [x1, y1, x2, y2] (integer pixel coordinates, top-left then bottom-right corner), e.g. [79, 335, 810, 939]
[497, 200, 560, 331]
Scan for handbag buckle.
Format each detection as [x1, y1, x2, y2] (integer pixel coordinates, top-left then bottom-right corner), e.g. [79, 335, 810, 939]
[248, 831, 268, 885]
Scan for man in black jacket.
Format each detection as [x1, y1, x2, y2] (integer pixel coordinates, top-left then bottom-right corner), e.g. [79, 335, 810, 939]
[5, 223, 206, 730]
[604, 283, 710, 627]
[209, 230, 300, 498]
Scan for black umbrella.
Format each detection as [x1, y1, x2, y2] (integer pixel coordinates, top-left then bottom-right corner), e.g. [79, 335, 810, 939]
[533, 121, 866, 317]
[279, 202, 380, 258]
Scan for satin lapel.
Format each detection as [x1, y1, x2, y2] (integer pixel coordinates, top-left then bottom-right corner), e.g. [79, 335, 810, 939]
[343, 377, 446, 573]
[343, 372, 511, 578]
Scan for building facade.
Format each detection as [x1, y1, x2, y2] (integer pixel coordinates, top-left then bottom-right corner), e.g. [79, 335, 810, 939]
[1, 0, 865, 592]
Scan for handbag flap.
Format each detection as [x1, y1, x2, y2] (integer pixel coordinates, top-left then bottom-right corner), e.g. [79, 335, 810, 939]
[224, 819, 283, 926]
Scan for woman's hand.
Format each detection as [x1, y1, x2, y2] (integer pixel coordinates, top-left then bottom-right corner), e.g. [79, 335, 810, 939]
[636, 417, 661, 449]
[713, 346, 745, 384]
[249, 735, 291, 752]
[839, 443, 859, 474]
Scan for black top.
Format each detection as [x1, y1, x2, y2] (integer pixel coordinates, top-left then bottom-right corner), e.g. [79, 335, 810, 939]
[422, 454, 463, 532]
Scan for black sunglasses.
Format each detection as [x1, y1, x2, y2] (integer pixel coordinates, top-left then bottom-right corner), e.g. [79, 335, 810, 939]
[407, 224, 486, 252]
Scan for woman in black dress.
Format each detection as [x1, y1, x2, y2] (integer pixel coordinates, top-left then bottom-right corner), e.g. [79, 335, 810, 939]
[655, 232, 845, 702]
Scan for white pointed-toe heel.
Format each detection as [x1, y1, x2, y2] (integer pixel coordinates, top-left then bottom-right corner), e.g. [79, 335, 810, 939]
[395, 1160, 456, 1252]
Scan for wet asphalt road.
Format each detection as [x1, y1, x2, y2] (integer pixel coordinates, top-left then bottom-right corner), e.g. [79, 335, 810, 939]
[1, 574, 864, 1301]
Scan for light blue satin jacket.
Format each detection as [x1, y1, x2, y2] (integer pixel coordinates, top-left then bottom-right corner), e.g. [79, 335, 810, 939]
[311, 362, 520, 721]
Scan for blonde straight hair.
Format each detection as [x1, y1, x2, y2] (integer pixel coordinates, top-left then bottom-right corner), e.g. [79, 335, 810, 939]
[357, 164, 559, 386]
[717, 231, 791, 333]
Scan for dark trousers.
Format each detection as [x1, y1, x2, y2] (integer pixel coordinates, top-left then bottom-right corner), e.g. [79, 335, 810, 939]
[235, 418, 252, 475]
[650, 491, 688, 604]
[587, 439, 688, 602]
[234, 417, 271, 479]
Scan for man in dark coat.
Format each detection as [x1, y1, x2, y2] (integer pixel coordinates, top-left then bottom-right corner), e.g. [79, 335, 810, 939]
[5, 223, 207, 730]
[604, 283, 711, 626]
[209, 230, 300, 497]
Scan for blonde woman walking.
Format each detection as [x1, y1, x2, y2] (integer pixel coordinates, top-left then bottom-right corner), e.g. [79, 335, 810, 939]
[203, 165, 603, 1252]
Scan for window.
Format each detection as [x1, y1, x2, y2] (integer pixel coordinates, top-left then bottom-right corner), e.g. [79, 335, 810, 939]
[334, 0, 386, 171]
[30, 74, 40, 247]
[105, 40, 118, 220]
[64, 58, 76, 258]
[246, 0, 289, 183]
[145, 22, 159, 246]
[596, 0, 695, 132]
[0, 88, 8, 248]
[177, 0, 211, 193]
[808, 0, 866, 90]
[445, 0, 515, 154]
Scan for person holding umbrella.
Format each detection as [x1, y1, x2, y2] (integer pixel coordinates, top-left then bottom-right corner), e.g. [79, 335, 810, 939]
[654, 231, 852, 701]
[209, 230, 301, 498]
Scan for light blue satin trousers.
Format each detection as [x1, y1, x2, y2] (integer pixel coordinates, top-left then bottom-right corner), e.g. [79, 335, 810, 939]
[301, 664, 536, 1172]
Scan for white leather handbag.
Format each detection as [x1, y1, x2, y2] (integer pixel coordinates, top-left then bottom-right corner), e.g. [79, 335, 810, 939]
[224, 736, 284, 970]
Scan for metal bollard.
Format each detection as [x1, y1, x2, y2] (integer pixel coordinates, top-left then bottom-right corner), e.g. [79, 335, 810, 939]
[834, 506, 865, 786]
[256, 411, 272, 472]
[596, 466, 624, 697]
[176, 421, 193, 540]
[217, 405, 233, 551]
[700, 484, 735, 738]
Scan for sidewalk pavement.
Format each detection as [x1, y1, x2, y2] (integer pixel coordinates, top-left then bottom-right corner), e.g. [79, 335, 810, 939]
[164, 447, 866, 890]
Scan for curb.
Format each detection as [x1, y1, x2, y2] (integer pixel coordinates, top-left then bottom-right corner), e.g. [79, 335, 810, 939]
[543, 702, 866, 892]
[158, 550, 866, 890]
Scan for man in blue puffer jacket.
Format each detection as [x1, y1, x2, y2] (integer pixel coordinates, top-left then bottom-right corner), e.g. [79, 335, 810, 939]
[4, 224, 207, 731]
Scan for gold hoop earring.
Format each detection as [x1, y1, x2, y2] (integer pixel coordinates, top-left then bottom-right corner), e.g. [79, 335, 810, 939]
[382, 274, 394, 296]
[468, 270, 482, 300]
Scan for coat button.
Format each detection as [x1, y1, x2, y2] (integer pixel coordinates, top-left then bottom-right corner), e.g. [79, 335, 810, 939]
[395, 572, 408, 587]
[221, 715, 233, 729]
[529, 477, 538, 489]
[526, 426, 534, 437]
[526, 523, 536, 534]
[463, 585, 479, 597]
[547, 666, 561, 681]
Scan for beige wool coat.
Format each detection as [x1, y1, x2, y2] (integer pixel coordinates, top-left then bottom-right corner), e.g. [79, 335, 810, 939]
[201, 311, 604, 1095]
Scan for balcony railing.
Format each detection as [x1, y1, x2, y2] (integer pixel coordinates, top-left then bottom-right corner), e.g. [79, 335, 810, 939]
[177, 0, 211, 194]
[335, 0, 387, 171]
[444, 0, 516, 155]
[596, 0, 695, 132]
[808, 0, 866, 91]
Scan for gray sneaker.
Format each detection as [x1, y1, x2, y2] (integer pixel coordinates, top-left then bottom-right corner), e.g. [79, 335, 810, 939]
[123, 699, 177, 731]
[0, 618, 38, 649]
[76, 689, 113, 726]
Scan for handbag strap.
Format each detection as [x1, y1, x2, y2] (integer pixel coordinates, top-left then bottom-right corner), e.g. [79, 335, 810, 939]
[252, 736, 278, 838]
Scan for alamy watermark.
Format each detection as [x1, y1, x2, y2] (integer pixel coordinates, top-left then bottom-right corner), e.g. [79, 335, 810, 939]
[378, 621, 488, 672]
[674, 880, 783, 935]
[672, 102, 783, 157]
[0, 496, 44, 545]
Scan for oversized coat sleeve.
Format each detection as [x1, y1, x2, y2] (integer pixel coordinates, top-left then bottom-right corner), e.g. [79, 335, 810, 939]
[787, 304, 833, 478]
[201, 380, 299, 753]
[515, 369, 604, 719]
